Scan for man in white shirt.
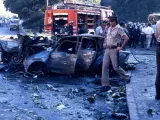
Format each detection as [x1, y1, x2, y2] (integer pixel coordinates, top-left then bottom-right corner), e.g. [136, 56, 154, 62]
[140, 26, 146, 48]
[144, 23, 154, 49]
[96, 24, 103, 35]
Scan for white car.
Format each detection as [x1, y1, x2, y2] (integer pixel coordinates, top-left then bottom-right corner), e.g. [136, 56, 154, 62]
[87, 29, 95, 35]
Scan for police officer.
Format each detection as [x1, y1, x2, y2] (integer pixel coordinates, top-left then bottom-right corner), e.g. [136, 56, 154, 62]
[100, 16, 131, 91]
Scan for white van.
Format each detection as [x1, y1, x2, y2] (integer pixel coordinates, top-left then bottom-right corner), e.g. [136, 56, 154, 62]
[9, 19, 19, 31]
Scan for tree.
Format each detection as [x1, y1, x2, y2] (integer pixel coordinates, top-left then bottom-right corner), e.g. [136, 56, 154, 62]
[101, 0, 160, 22]
[3, 0, 61, 28]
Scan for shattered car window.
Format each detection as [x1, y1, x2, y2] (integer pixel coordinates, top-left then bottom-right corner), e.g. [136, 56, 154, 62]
[81, 38, 96, 51]
[57, 41, 77, 54]
[96, 37, 104, 50]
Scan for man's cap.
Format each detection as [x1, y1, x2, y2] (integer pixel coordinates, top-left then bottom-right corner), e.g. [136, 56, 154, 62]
[108, 16, 117, 22]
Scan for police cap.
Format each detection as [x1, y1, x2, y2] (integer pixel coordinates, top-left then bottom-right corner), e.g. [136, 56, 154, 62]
[108, 16, 117, 22]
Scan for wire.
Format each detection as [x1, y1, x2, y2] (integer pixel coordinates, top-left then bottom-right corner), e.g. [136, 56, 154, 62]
[129, 48, 142, 63]
[129, 47, 156, 64]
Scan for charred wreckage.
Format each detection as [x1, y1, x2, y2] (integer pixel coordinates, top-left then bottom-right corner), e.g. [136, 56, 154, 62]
[0, 34, 130, 76]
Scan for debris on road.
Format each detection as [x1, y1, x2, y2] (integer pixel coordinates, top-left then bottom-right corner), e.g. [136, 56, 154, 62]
[56, 104, 67, 110]
[46, 84, 59, 91]
[87, 94, 96, 104]
[112, 112, 128, 119]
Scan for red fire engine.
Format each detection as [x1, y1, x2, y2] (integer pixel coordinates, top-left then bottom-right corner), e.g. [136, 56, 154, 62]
[44, 2, 113, 34]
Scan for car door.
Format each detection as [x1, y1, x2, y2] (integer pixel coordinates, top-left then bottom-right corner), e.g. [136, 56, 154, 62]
[76, 37, 97, 72]
[48, 37, 80, 75]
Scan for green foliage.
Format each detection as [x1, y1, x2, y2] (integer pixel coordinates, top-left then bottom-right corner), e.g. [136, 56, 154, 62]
[5, 0, 160, 26]
[3, 0, 61, 28]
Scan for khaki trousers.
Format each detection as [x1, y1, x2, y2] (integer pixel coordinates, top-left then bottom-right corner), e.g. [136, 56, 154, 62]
[101, 49, 129, 86]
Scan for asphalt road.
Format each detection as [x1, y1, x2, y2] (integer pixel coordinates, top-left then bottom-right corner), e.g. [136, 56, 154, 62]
[0, 26, 17, 38]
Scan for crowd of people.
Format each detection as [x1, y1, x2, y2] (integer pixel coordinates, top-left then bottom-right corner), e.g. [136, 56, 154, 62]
[96, 20, 157, 50]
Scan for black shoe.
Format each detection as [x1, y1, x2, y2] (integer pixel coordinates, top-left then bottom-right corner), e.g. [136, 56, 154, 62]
[155, 95, 160, 100]
[96, 86, 111, 92]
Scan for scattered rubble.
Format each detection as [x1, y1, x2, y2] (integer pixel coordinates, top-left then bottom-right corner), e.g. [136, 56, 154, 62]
[56, 104, 67, 110]
[87, 94, 96, 104]
[112, 112, 128, 119]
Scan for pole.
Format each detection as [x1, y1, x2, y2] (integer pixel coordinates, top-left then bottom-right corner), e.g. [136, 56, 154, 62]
[46, 0, 49, 8]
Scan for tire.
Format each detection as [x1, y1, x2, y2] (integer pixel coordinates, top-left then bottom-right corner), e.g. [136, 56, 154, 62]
[10, 54, 23, 64]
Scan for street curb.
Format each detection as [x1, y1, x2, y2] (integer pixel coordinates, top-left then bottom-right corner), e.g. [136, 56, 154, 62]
[126, 78, 140, 120]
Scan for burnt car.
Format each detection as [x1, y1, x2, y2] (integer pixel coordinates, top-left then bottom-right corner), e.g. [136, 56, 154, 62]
[0, 34, 52, 65]
[23, 34, 130, 75]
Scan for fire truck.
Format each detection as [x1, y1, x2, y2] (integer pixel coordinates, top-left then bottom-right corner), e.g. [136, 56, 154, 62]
[44, 2, 113, 35]
[148, 13, 160, 24]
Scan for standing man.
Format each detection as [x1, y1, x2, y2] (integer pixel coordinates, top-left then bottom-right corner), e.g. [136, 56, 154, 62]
[151, 22, 157, 46]
[144, 23, 154, 49]
[96, 23, 103, 36]
[155, 20, 160, 100]
[103, 20, 110, 37]
[68, 21, 74, 35]
[100, 16, 131, 91]
[139, 25, 146, 48]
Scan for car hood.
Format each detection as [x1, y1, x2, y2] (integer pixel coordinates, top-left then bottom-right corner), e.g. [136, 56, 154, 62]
[28, 51, 51, 61]
[1, 40, 19, 52]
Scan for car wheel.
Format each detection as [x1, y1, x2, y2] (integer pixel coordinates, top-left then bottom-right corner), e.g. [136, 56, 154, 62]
[28, 63, 48, 75]
[10, 54, 23, 64]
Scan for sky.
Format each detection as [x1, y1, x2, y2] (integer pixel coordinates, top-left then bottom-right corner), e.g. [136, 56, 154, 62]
[0, 0, 16, 16]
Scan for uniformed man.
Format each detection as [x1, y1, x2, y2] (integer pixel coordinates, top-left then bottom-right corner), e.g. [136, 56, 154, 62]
[100, 16, 131, 91]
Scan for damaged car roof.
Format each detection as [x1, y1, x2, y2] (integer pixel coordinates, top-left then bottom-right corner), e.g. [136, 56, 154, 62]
[58, 34, 104, 43]
[61, 34, 104, 39]
[73, 34, 104, 38]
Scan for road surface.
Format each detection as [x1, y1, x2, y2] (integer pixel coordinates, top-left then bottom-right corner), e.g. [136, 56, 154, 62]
[0, 26, 129, 120]
[0, 26, 17, 38]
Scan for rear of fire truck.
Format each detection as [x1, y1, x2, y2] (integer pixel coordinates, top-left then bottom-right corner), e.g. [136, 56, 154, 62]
[148, 13, 160, 24]
[44, 0, 113, 35]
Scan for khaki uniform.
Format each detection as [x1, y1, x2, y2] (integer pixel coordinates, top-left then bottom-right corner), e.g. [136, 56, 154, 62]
[101, 25, 129, 86]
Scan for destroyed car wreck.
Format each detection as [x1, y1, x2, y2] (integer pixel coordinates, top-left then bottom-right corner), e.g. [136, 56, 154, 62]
[0, 34, 54, 67]
[23, 34, 130, 75]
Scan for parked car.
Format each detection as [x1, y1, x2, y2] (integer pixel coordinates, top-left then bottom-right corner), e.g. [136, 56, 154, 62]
[23, 34, 130, 75]
[87, 29, 95, 35]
